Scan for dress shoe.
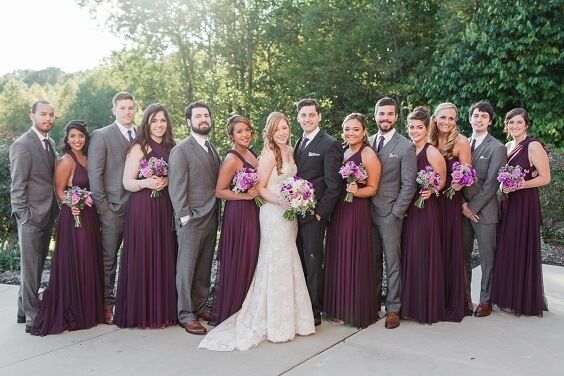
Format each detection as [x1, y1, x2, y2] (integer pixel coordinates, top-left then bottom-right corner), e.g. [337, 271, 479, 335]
[314, 313, 322, 326]
[103, 307, 114, 325]
[17, 315, 26, 324]
[464, 309, 474, 317]
[25, 325, 32, 334]
[385, 312, 400, 329]
[197, 311, 211, 321]
[182, 320, 207, 335]
[474, 303, 492, 317]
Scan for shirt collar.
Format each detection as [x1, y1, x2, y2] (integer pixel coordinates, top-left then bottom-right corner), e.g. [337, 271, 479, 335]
[192, 132, 209, 150]
[303, 126, 321, 142]
[116, 121, 135, 139]
[471, 132, 488, 149]
[31, 126, 48, 141]
[377, 128, 396, 145]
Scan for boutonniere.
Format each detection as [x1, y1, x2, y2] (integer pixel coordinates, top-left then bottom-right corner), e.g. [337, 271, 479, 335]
[388, 153, 398, 158]
[308, 152, 320, 157]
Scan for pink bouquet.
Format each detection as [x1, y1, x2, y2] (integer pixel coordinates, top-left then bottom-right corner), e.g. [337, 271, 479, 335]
[139, 157, 168, 198]
[414, 166, 441, 209]
[63, 186, 94, 227]
[338, 161, 368, 202]
[444, 162, 476, 199]
[232, 167, 265, 206]
[497, 164, 527, 200]
[279, 176, 316, 221]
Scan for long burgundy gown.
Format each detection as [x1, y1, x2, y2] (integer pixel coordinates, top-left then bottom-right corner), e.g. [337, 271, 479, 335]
[114, 139, 177, 328]
[32, 152, 104, 336]
[401, 143, 445, 324]
[437, 156, 466, 322]
[324, 144, 379, 328]
[210, 149, 260, 326]
[491, 136, 547, 316]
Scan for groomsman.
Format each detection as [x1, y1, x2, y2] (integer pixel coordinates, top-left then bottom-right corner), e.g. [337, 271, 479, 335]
[294, 98, 343, 326]
[88, 92, 137, 324]
[169, 101, 220, 335]
[10, 100, 59, 332]
[369, 97, 417, 329]
[461, 101, 506, 317]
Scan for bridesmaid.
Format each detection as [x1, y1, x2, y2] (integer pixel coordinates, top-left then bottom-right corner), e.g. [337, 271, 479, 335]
[210, 115, 260, 326]
[401, 107, 447, 324]
[491, 108, 551, 316]
[114, 103, 177, 328]
[32, 121, 104, 336]
[324, 113, 381, 328]
[429, 102, 472, 322]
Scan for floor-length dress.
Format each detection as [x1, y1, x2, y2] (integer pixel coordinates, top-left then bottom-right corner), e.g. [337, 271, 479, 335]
[438, 156, 466, 322]
[491, 136, 547, 316]
[401, 143, 445, 323]
[31, 152, 104, 336]
[199, 162, 315, 351]
[114, 139, 177, 328]
[210, 150, 260, 326]
[324, 144, 379, 328]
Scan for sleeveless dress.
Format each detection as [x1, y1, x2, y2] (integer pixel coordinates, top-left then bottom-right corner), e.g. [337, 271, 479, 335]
[401, 143, 445, 323]
[437, 156, 466, 322]
[31, 152, 104, 336]
[324, 144, 379, 328]
[210, 149, 260, 326]
[199, 162, 315, 351]
[491, 136, 547, 316]
[114, 139, 178, 328]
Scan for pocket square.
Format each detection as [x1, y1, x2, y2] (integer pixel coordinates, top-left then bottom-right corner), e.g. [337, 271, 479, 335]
[479, 156, 489, 160]
[308, 152, 320, 157]
[388, 153, 398, 158]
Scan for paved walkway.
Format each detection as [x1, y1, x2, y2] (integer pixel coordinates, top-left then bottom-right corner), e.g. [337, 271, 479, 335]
[1, 265, 563, 376]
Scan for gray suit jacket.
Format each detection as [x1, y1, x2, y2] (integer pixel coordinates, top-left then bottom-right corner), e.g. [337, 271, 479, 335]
[9, 128, 58, 226]
[462, 134, 507, 224]
[87, 123, 131, 215]
[168, 135, 220, 230]
[369, 131, 417, 219]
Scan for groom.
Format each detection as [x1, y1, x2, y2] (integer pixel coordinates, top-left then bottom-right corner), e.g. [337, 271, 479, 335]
[294, 98, 343, 326]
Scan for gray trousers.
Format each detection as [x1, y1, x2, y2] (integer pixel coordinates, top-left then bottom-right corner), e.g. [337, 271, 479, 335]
[462, 218, 497, 305]
[373, 213, 403, 313]
[98, 210, 125, 308]
[176, 219, 218, 324]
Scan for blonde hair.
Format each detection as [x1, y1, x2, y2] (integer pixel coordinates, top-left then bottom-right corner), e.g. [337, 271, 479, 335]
[261, 112, 289, 175]
[429, 102, 459, 160]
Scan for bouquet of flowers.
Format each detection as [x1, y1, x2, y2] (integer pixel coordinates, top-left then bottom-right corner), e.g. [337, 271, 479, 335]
[232, 167, 265, 206]
[414, 166, 441, 209]
[444, 162, 477, 199]
[139, 157, 168, 198]
[497, 164, 527, 200]
[338, 161, 368, 203]
[279, 176, 316, 221]
[63, 186, 94, 227]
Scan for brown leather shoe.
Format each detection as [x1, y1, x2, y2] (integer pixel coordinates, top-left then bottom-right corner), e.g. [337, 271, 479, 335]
[474, 303, 492, 317]
[103, 307, 114, 325]
[183, 320, 207, 335]
[197, 311, 211, 321]
[385, 312, 400, 329]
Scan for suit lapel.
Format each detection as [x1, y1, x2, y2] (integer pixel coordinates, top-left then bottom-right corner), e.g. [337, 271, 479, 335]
[110, 123, 129, 150]
[472, 134, 491, 164]
[296, 129, 324, 170]
[188, 136, 215, 171]
[378, 132, 400, 165]
[27, 129, 53, 173]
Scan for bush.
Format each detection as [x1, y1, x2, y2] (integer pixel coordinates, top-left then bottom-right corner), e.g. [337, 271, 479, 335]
[540, 147, 564, 245]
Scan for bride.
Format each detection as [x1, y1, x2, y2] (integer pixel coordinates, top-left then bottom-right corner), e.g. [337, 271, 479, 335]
[199, 112, 315, 351]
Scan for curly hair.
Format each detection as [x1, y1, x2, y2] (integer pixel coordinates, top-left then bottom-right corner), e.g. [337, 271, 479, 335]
[261, 112, 289, 175]
[429, 102, 459, 160]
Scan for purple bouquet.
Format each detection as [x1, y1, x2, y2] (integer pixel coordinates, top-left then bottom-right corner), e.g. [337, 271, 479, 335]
[139, 157, 168, 198]
[63, 186, 94, 227]
[279, 176, 316, 221]
[497, 164, 527, 199]
[338, 161, 368, 202]
[414, 166, 441, 209]
[444, 162, 476, 199]
[232, 167, 265, 206]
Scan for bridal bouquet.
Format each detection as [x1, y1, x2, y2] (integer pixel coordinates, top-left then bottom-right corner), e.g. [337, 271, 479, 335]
[414, 166, 441, 209]
[444, 162, 476, 199]
[63, 186, 94, 228]
[279, 176, 316, 221]
[497, 164, 527, 200]
[139, 157, 168, 198]
[338, 161, 368, 203]
[232, 167, 265, 206]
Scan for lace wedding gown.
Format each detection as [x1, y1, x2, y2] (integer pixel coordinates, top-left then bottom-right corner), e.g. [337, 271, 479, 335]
[199, 162, 315, 351]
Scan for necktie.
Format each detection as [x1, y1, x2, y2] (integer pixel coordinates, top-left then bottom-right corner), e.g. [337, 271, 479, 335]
[300, 137, 309, 152]
[43, 138, 50, 154]
[376, 136, 385, 152]
[127, 129, 134, 142]
[205, 140, 215, 160]
[471, 139, 476, 153]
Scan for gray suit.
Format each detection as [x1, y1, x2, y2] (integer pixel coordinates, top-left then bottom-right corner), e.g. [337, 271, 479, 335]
[10, 128, 59, 325]
[369, 131, 417, 313]
[168, 136, 220, 324]
[87, 123, 131, 307]
[462, 133, 506, 306]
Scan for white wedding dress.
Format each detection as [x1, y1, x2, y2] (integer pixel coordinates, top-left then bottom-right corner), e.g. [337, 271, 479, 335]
[199, 162, 315, 351]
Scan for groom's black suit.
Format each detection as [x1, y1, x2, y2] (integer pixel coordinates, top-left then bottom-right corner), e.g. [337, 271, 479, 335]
[294, 128, 343, 319]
